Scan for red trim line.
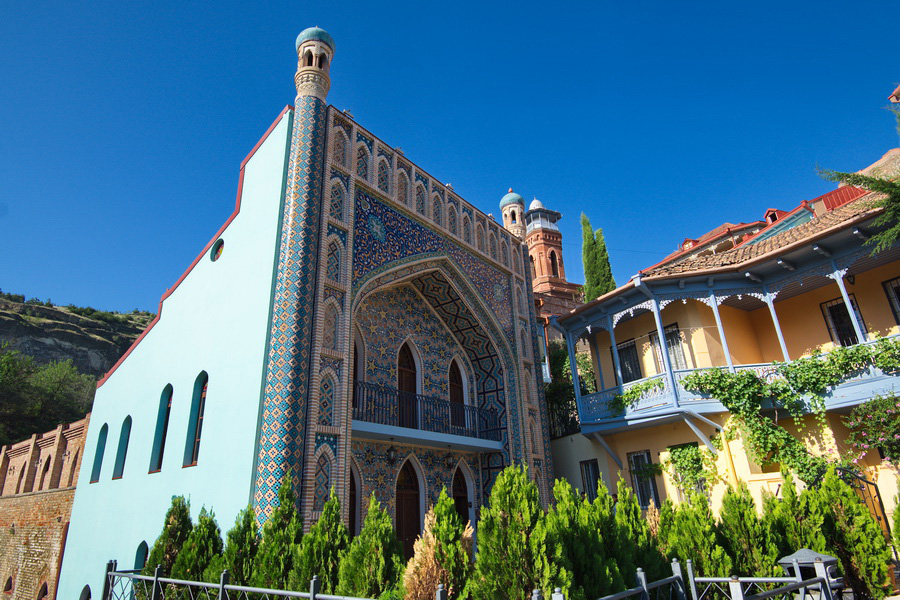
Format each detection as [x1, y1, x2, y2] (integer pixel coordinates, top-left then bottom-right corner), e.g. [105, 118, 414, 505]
[97, 106, 293, 388]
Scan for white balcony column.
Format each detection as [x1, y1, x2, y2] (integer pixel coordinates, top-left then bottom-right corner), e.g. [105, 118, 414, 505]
[586, 328, 606, 390]
[708, 290, 735, 372]
[763, 285, 791, 361]
[649, 297, 679, 406]
[565, 330, 584, 415]
[606, 314, 625, 387]
[829, 261, 867, 344]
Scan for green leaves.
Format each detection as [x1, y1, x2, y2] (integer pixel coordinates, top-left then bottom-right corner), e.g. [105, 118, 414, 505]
[581, 213, 616, 301]
[336, 494, 404, 599]
[143, 495, 193, 576]
[291, 488, 349, 594]
[819, 168, 900, 255]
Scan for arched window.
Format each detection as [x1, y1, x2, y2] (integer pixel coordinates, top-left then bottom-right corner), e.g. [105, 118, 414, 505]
[183, 373, 208, 467]
[112, 416, 132, 479]
[489, 233, 498, 261]
[134, 541, 149, 570]
[516, 287, 524, 314]
[39, 458, 51, 490]
[521, 329, 531, 360]
[415, 185, 426, 215]
[79, 585, 91, 600]
[501, 241, 510, 267]
[66, 449, 79, 487]
[377, 161, 390, 193]
[317, 54, 327, 70]
[530, 255, 537, 279]
[550, 251, 559, 278]
[511, 210, 517, 224]
[3, 578, 12, 594]
[398, 343, 418, 429]
[476, 225, 485, 252]
[449, 360, 465, 428]
[323, 303, 340, 351]
[150, 385, 172, 472]
[37, 583, 48, 600]
[397, 173, 409, 206]
[432, 197, 442, 226]
[333, 133, 346, 167]
[90, 423, 108, 483]
[452, 467, 470, 525]
[15, 468, 25, 494]
[314, 452, 331, 511]
[463, 216, 472, 244]
[396, 460, 421, 559]
[448, 206, 458, 236]
[303, 51, 313, 67]
[349, 462, 361, 537]
[319, 376, 334, 426]
[329, 185, 344, 221]
[326, 240, 341, 281]
[356, 146, 369, 179]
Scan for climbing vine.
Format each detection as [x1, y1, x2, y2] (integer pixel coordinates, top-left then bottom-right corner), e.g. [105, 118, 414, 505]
[608, 377, 663, 413]
[665, 443, 718, 495]
[844, 394, 900, 463]
[680, 336, 900, 484]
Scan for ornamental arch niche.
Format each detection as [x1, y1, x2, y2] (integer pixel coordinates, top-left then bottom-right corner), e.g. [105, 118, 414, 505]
[395, 456, 425, 560]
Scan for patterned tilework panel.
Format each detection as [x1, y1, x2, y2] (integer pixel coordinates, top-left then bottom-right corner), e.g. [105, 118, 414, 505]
[254, 96, 327, 524]
[355, 285, 476, 399]
[351, 441, 482, 523]
[352, 191, 514, 339]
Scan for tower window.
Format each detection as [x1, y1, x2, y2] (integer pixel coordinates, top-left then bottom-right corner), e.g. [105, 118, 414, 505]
[550, 251, 559, 278]
[317, 54, 327, 69]
[183, 373, 208, 467]
[303, 51, 313, 67]
[511, 210, 517, 224]
[530, 255, 537, 279]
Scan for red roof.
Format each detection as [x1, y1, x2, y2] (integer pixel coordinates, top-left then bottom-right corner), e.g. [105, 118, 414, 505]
[817, 185, 868, 211]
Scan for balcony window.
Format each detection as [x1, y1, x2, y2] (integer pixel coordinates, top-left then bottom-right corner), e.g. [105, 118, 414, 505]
[884, 277, 900, 325]
[650, 323, 688, 373]
[580, 458, 600, 501]
[614, 339, 642, 384]
[449, 361, 465, 428]
[820, 295, 867, 347]
[627, 450, 660, 508]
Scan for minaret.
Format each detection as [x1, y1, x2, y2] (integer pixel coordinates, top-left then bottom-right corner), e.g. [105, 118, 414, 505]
[500, 188, 526, 239]
[255, 27, 335, 524]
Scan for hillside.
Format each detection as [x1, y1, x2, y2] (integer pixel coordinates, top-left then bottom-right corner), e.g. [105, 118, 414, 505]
[0, 293, 154, 379]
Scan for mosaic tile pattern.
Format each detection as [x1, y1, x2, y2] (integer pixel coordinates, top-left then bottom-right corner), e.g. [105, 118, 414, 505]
[314, 452, 331, 510]
[255, 96, 327, 523]
[318, 376, 334, 426]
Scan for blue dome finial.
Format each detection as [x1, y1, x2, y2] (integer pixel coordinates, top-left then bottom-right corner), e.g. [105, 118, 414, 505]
[500, 188, 525, 209]
[296, 26, 335, 52]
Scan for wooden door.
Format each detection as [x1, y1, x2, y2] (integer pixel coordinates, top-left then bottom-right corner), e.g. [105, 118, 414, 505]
[452, 468, 469, 525]
[396, 461, 420, 559]
[449, 361, 465, 429]
[398, 343, 418, 428]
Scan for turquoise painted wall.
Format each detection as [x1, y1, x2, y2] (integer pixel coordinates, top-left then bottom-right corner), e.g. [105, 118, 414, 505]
[57, 110, 292, 598]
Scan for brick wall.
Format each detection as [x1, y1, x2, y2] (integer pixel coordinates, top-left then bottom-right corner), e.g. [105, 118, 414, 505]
[0, 488, 75, 600]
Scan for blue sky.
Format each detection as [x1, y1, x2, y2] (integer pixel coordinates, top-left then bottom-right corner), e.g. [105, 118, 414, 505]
[1, 1, 898, 312]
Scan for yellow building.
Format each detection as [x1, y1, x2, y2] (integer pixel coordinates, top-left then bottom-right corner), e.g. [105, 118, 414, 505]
[550, 148, 900, 524]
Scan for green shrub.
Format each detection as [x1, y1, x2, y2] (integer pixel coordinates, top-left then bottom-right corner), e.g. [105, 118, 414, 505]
[221, 505, 259, 586]
[171, 508, 223, 581]
[656, 493, 731, 577]
[469, 466, 543, 600]
[290, 489, 349, 593]
[336, 494, 404, 599]
[614, 479, 669, 582]
[252, 474, 303, 590]
[142, 496, 193, 575]
[716, 483, 779, 577]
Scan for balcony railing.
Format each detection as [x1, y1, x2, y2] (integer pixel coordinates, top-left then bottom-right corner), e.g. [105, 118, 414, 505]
[580, 335, 900, 425]
[352, 380, 502, 442]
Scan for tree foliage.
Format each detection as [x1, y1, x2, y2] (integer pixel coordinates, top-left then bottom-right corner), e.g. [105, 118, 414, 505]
[252, 474, 303, 590]
[655, 493, 732, 577]
[290, 489, 349, 594]
[0, 343, 94, 446]
[336, 494, 404, 599]
[171, 508, 223, 581]
[581, 213, 616, 301]
[221, 506, 260, 586]
[716, 484, 779, 577]
[143, 495, 193, 576]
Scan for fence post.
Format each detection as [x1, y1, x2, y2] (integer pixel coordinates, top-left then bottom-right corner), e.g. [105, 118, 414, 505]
[552, 587, 565, 600]
[436, 584, 448, 600]
[671, 559, 687, 600]
[727, 576, 743, 600]
[813, 559, 834, 600]
[218, 569, 229, 600]
[792, 559, 805, 600]
[685, 560, 699, 600]
[637, 568, 650, 600]
[150, 565, 162, 600]
[101, 560, 115, 600]
[532, 589, 543, 600]
[310, 575, 321, 600]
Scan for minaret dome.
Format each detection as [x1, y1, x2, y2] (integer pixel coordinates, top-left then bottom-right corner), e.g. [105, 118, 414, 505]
[500, 188, 526, 239]
[294, 26, 335, 100]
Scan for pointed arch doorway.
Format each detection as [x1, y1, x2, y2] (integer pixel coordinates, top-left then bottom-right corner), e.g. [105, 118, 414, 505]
[396, 460, 421, 559]
[452, 467, 471, 525]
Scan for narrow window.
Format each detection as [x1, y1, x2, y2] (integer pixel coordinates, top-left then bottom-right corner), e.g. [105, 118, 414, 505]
[511, 210, 517, 224]
[149, 385, 173, 472]
[3, 577, 11, 593]
[183, 373, 208, 467]
[397, 174, 409, 206]
[303, 51, 313, 67]
[378, 161, 390, 193]
[820, 295, 867, 347]
[449, 361, 465, 428]
[501, 241, 509, 267]
[448, 206, 458, 236]
[79, 586, 91, 600]
[398, 343, 418, 428]
[66, 449, 79, 487]
[489, 233, 498, 260]
[580, 459, 600, 501]
[549, 251, 559, 277]
[650, 323, 687, 372]
[326, 240, 341, 281]
[476, 225, 485, 252]
[39, 459, 51, 490]
[317, 54, 326, 69]
[521, 329, 530, 359]
[432, 197, 443, 226]
[530, 255, 537, 279]
[356, 146, 368, 179]
[627, 450, 660, 508]
[329, 185, 344, 221]
[883, 277, 900, 325]
[90, 424, 108, 483]
[416, 186, 426, 215]
[333, 133, 346, 166]
[37, 583, 48, 600]
[463, 216, 472, 244]
[134, 541, 149, 570]
[615, 339, 642, 384]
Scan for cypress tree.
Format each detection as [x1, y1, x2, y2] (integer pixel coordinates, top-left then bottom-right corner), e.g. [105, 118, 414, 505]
[220, 505, 260, 586]
[290, 488, 349, 593]
[716, 484, 778, 577]
[402, 489, 473, 600]
[336, 494, 404, 599]
[614, 479, 669, 582]
[470, 466, 543, 600]
[252, 473, 303, 590]
[581, 213, 616, 301]
[142, 495, 193, 576]
[780, 470, 826, 553]
[171, 508, 223, 581]
[660, 493, 732, 577]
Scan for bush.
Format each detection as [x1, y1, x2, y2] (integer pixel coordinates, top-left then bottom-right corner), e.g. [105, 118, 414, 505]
[336, 494, 404, 598]
[656, 493, 732, 577]
[716, 483, 779, 577]
[220, 506, 260, 586]
[614, 479, 669, 582]
[252, 474, 303, 590]
[469, 466, 543, 600]
[142, 496, 193, 575]
[402, 489, 473, 600]
[290, 489, 349, 593]
[171, 508, 223, 581]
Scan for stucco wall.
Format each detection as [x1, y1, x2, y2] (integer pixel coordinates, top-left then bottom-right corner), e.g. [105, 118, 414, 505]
[57, 110, 291, 599]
